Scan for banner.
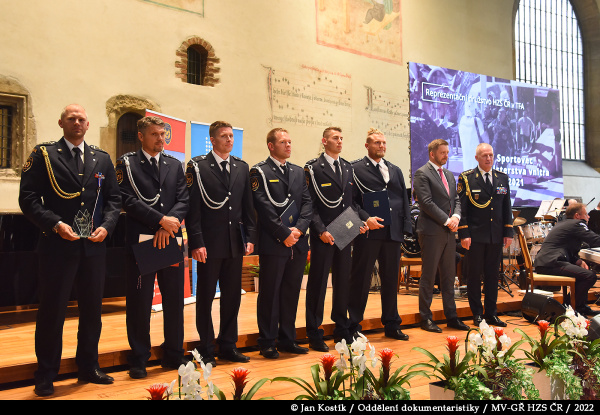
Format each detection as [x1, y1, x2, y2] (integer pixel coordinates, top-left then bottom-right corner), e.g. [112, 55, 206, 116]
[145, 109, 186, 162]
[190, 121, 244, 159]
[409, 62, 564, 207]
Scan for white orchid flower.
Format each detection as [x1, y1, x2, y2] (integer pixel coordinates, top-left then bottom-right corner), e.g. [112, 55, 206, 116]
[189, 348, 202, 363]
[335, 338, 349, 356]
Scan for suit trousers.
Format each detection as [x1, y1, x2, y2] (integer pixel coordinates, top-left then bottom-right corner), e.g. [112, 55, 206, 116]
[305, 240, 351, 342]
[126, 252, 185, 367]
[536, 262, 597, 309]
[465, 242, 502, 317]
[35, 250, 105, 382]
[196, 256, 243, 356]
[257, 250, 306, 348]
[418, 231, 458, 321]
[348, 234, 402, 334]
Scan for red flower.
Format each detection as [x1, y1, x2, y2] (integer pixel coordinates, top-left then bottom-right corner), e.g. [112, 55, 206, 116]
[537, 320, 550, 338]
[586, 319, 591, 330]
[493, 327, 505, 338]
[378, 348, 395, 386]
[320, 354, 337, 381]
[146, 383, 168, 400]
[446, 336, 460, 355]
[230, 367, 250, 400]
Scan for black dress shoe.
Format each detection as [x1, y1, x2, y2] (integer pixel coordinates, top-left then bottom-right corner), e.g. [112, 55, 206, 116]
[161, 356, 189, 370]
[200, 355, 217, 367]
[576, 305, 600, 317]
[385, 328, 409, 341]
[485, 315, 507, 327]
[259, 346, 279, 359]
[129, 366, 147, 379]
[309, 340, 330, 352]
[34, 378, 54, 397]
[219, 348, 250, 363]
[420, 319, 442, 333]
[278, 343, 309, 354]
[78, 368, 114, 384]
[447, 318, 470, 331]
[473, 315, 483, 326]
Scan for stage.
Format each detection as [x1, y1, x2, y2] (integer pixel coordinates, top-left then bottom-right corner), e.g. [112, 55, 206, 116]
[0, 282, 599, 400]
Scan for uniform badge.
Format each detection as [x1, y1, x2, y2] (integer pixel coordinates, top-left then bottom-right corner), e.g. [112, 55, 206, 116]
[474, 194, 479, 200]
[186, 172, 193, 188]
[251, 176, 259, 191]
[22, 155, 33, 173]
[116, 168, 123, 184]
[457, 181, 463, 194]
[496, 187, 507, 195]
[164, 123, 172, 145]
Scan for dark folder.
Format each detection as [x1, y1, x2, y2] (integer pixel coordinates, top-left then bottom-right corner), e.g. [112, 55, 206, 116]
[326, 207, 363, 250]
[362, 190, 391, 225]
[280, 200, 299, 227]
[131, 237, 183, 276]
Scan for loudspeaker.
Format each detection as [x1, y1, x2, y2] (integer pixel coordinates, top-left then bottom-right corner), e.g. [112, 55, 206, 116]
[521, 292, 566, 323]
[588, 315, 600, 341]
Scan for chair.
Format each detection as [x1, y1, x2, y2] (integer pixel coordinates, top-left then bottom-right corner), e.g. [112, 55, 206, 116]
[398, 255, 422, 291]
[515, 225, 576, 306]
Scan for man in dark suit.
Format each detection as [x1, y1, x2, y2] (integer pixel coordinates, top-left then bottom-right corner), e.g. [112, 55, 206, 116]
[116, 116, 189, 379]
[348, 128, 412, 341]
[413, 138, 469, 333]
[250, 128, 313, 359]
[457, 143, 513, 327]
[304, 127, 366, 351]
[534, 202, 600, 317]
[186, 121, 256, 366]
[19, 104, 121, 396]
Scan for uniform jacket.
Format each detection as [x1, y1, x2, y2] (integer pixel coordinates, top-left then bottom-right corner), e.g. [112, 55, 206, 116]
[116, 149, 189, 245]
[352, 156, 412, 242]
[304, 154, 359, 236]
[18, 137, 121, 256]
[412, 162, 460, 236]
[457, 168, 513, 244]
[534, 219, 600, 268]
[250, 157, 312, 256]
[185, 152, 256, 258]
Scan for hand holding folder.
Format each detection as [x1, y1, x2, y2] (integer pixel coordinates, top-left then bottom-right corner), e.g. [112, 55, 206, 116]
[132, 234, 183, 276]
[326, 207, 363, 250]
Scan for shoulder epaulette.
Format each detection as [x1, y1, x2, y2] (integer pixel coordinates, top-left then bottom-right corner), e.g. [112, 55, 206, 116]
[89, 145, 107, 153]
[350, 158, 363, 164]
[305, 158, 318, 166]
[461, 168, 476, 175]
[38, 141, 56, 147]
[231, 155, 247, 164]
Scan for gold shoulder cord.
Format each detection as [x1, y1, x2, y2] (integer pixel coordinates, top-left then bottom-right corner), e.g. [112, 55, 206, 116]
[40, 146, 81, 199]
[461, 172, 491, 209]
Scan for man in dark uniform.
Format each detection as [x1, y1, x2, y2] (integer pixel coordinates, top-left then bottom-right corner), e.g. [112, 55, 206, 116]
[250, 127, 312, 359]
[534, 202, 600, 317]
[348, 128, 412, 341]
[186, 121, 256, 366]
[304, 127, 366, 351]
[116, 116, 189, 379]
[413, 139, 469, 333]
[457, 143, 513, 327]
[19, 104, 121, 396]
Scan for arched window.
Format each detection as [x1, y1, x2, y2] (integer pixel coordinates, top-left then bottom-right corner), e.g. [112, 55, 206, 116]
[515, 0, 584, 160]
[175, 36, 220, 87]
[187, 45, 209, 85]
[116, 112, 142, 158]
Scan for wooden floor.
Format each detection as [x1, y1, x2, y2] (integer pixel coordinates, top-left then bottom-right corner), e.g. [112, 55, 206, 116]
[0, 281, 599, 400]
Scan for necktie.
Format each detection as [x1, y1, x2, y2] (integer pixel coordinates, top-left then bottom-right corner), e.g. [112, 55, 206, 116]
[333, 160, 341, 184]
[485, 172, 493, 193]
[281, 163, 288, 179]
[150, 157, 159, 179]
[73, 147, 83, 176]
[377, 162, 389, 183]
[438, 168, 449, 195]
[221, 160, 230, 185]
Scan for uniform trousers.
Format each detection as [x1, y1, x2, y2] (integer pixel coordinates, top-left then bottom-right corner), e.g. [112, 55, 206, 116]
[256, 249, 306, 348]
[126, 252, 184, 367]
[465, 242, 503, 317]
[536, 262, 597, 309]
[196, 256, 243, 356]
[35, 250, 105, 382]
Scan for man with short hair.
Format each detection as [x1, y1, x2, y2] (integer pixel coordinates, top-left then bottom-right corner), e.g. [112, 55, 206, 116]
[116, 116, 189, 378]
[457, 143, 513, 327]
[186, 121, 256, 365]
[413, 139, 469, 333]
[250, 128, 313, 359]
[304, 127, 365, 350]
[534, 203, 600, 317]
[19, 104, 121, 396]
[348, 128, 412, 341]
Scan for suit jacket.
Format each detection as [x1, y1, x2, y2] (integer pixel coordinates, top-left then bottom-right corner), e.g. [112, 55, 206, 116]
[185, 152, 256, 259]
[116, 149, 189, 245]
[457, 168, 513, 244]
[413, 161, 460, 236]
[351, 156, 411, 242]
[304, 154, 358, 236]
[534, 219, 600, 268]
[18, 137, 121, 256]
[250, 157, 312, 256]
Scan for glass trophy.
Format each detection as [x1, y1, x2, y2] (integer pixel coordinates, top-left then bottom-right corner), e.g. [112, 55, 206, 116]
[73, 209, 93, 238]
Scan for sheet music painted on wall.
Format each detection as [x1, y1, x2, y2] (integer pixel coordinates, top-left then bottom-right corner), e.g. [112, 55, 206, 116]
[264, 64, 353, 130]
[364, 86, 410, 142]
